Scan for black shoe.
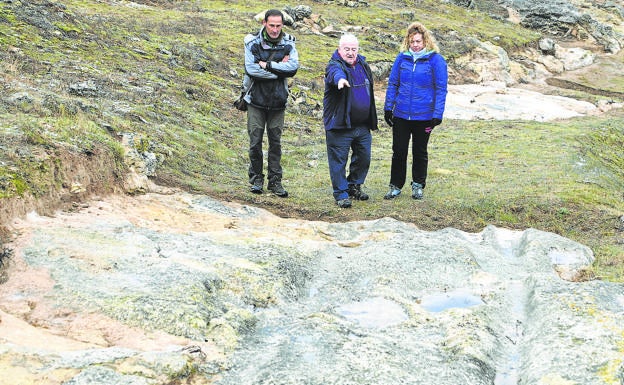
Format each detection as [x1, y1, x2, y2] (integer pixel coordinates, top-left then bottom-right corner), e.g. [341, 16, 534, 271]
[348, 184, 369, 201]
[336, 198, 352, 208]
[250, 181, 263, 194]
[268, 182, 288, 198]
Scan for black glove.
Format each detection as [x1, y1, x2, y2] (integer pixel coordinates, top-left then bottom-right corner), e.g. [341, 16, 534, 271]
[431, 118, 442, 127]
[384, 110, 394, 127]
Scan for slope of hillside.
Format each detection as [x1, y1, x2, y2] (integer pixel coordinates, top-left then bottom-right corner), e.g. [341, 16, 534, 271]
[1, 0, 623, 278]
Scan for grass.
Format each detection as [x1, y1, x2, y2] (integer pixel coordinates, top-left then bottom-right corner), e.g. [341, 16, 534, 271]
[210, 109, 624, 280]
[0, 0, 622, 280]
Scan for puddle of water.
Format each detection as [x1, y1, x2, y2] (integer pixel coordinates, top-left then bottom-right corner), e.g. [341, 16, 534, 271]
[494, 352, 520, 385]
[549, 249, 581, 265]
[493, 228, 522, 259]
[494, 280, 526, 385]
[420, 289, 483, 312]
[336, 297, 408, 328]
[292, 334, 319, 363]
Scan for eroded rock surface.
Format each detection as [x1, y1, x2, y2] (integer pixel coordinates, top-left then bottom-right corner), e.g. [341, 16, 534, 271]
[1, 192, 624, 384]
[445, 83, 599, 121]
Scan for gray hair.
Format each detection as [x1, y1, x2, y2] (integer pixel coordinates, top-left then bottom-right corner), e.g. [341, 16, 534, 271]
[339, 33, 359, 47]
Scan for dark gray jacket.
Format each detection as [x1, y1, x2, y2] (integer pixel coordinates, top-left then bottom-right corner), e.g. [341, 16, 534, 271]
[243, 27, 299, 110]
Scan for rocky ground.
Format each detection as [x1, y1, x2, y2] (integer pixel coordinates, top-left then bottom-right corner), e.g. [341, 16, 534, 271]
[2, 191, 623, 384]
[1, 1, 623, 383]
[437, 83, 598, 121]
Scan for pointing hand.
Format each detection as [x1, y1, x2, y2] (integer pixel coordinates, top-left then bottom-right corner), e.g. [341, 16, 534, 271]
[337, 78, 350, 89]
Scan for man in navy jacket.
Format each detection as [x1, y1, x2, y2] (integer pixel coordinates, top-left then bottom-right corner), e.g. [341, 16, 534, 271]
[323, 34, 378, 208]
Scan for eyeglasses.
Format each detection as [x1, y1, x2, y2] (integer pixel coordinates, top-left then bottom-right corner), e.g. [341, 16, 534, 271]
[340, 47, 359, 52]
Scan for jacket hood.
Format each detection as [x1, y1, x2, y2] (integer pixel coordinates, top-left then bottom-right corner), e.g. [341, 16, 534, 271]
[399, 49, 435, 61]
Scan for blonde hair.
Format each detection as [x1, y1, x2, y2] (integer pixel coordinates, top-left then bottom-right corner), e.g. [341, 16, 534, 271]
[400, 22, 439, 52]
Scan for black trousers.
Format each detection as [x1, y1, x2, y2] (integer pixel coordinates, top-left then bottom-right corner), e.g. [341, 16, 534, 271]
[389, 118, 431, 189]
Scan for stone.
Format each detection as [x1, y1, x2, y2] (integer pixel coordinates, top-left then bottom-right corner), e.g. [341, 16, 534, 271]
[68, 80, 99, 98]
[452, 41, 515, 85]
[538, 37, 557, 55]
[555, 46, 596, 71]
[444, 83, 597, 121]
[4, 92, 33, 105]
[2, 193, 623, 384]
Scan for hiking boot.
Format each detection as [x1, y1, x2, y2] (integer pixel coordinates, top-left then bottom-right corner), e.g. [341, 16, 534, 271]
[383, 184, 401, 200]
[250, 181, 263, 194]
[336, 198, 352, 208]
[411, 182, 424, 200]
[268, 182, 288, 198]
[348, 184, 369, 201]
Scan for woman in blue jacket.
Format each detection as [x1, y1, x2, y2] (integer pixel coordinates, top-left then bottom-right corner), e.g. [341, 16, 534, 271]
[383, 22, 448, 200]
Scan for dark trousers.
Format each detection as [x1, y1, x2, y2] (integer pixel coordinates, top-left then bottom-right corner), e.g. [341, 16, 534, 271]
[325, 125, 372, 201]
[389, 118, 431, 189]
[247, 105, 285, 186]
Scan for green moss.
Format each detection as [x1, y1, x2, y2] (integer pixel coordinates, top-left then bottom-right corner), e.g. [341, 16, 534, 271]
[0, 4, 17, 24]
[596, 358, 622, 385]
[0, 170, 29, 198]
[103, 284, 217, 340]
[53, 22, 82, 34]
[11, 176, 28, 195]
[23, 129, 49, 146]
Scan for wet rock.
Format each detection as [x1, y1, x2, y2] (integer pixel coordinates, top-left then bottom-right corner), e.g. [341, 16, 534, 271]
[444, 82, 597, 121]
[2, 193, 623, 384]
[503, 0, 623, 53]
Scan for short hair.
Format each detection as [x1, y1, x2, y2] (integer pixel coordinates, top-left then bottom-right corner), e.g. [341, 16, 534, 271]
[401, 22, 439, 52]
[339, 33, 359, 47]
[264, 9, 284, 22]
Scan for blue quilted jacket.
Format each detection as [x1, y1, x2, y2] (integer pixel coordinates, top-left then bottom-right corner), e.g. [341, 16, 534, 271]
[384, 50, 448, 121]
